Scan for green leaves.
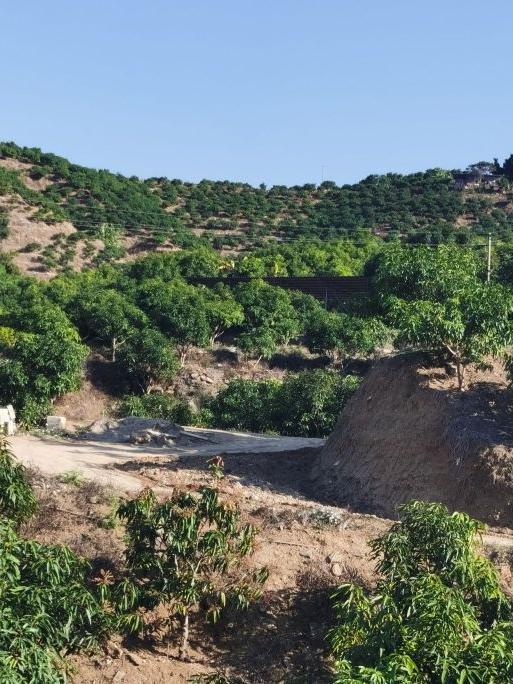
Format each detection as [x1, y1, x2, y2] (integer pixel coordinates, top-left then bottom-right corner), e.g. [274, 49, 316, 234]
[117, 475, 267, 657]
[330, 501, 513, 683]
[207, 371, 360, 437]
[0, 437, 37, 525]
[377, 245, 513, 389]
[0, 520, 115, 683]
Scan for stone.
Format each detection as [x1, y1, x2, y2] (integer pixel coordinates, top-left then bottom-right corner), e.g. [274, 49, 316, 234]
[108, 643, 123, 658]
[331, 562, 344, 577]
[46, 415, 66, 431]
[125, 652, 143, 666]
[112, 671, 126, 683]
[327, 552, 344, 564]
[0, 404, 16, 435]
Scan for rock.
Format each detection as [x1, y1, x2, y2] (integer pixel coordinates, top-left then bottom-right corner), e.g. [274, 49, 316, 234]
[125, 652, 143, 666]
[87, 495, 99, 504]
[331, 562, 344, 577]
[112, 671, 126, 683]
[108, 643, 123, 659]
[204, 377, 214, 384]
[327, 552, 344, 564]
[299, 550, 312, 559]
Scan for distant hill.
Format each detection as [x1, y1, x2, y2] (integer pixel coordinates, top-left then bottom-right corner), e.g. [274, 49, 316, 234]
[1, 141, 513, 276]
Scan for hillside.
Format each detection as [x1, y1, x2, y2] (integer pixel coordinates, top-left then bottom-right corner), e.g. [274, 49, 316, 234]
[2, 141, 513, 276]
[312, 354, 513, 526]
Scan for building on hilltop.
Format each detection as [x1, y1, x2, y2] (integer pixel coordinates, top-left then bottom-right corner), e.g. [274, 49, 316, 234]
[453, 163, 503, 191]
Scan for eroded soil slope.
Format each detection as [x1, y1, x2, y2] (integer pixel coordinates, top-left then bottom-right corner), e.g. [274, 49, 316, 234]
[312, 353, 513, 526]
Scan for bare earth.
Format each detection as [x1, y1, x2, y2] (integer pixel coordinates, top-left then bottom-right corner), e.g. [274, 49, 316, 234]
[11, 426, 513, 683]
[12, 429, 324, 492]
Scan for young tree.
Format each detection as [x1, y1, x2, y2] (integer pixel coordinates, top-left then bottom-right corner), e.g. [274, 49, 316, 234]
[73, 288, 147, 361]
[207, 378, 281, 433]
[330, 500, 513, 682]
[373, 243, 479, 302]
[0, 439, 124, 683]
[305, 310, 388, 361]
[116, 328, 180, 393]
[117, 464, 268, 659]
[202, 284, 244, 345]
[138, 279, 211, 362]
[0, 312, 88, 424]
[386, 282, 513, 390]
[275, 370, 360, 437]
[234, 280, 300, 361]
[0, 435, 37, 525]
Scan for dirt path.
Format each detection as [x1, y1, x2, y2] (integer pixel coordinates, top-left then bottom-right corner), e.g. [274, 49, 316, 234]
[11, 430, 324, 492]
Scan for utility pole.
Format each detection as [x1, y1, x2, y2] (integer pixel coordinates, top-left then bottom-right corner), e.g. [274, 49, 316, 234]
[487, 233, 492, 284]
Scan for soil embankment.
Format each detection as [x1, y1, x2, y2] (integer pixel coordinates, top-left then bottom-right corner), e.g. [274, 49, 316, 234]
[312, 354, 513, 526]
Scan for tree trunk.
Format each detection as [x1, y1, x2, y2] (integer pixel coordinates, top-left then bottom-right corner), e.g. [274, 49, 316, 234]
[179, 613, 189, 660]
[111, 338, 117, 362]
[456, 359, 464, 391]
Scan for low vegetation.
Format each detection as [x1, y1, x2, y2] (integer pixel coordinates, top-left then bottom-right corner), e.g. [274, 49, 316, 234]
[118, 461, 268, 659]
[0, 440, 266, 681]
[330, 501, 513, 682]
[206, 371, 360, 437]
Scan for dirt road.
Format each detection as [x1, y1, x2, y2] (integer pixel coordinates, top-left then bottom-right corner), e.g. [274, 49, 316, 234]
[11, 429, 324, 491]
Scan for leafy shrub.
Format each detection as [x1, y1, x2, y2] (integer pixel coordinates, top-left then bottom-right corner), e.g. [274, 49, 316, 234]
[0, 210, 9, 239]
[0, 436, 37, 524]
[330, 501, 513, 682]
[0, 317, 87, 425]
[207, 378, 282, 433]
[57, 469, 85, 486]
[115, 328, 180, 393]
[116, 393, 194, 426]
[117, 464, 268, 658]
[0, 520, 116, 683]
[276, 370, 360, 437]
[207, 370, 360, 437]
[0, 440, 122, 683]
[20, 241, 41, 253]
[305, 311, 389, 360]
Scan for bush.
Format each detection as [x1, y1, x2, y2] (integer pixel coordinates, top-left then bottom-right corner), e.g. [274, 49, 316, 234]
[0, 439, 120, 683]
[116, 393, 195, 426]
[0, 210, 8, 239]
[0, 520, 116, 683]
[20, 241, 41, 253]
[0, 436, 37, 524]
[117, 464, 268, 658]
[207, 378, 282, 433]
[207, 370, 360, 437]
[330, 501, 513, 682]
[276, 370, 360, 437]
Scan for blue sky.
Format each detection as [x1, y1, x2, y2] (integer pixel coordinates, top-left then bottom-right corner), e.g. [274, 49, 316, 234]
[1, 1, 511, 185]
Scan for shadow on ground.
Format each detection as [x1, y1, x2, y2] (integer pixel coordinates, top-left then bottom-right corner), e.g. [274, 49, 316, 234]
[123, 583, 334, 683]
[114, 446, 322, 502]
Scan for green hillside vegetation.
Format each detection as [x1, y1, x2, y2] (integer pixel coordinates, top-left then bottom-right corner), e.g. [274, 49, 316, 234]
[1, 240, 513, 434]
[2, 142, 513, 258]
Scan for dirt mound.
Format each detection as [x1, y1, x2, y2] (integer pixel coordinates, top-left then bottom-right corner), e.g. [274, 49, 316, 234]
[82, 417, 212, 447]
[311, 354, 513, 526]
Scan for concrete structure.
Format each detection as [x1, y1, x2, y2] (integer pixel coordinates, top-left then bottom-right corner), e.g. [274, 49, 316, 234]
[0, 405, 16, 436]
[46, 415, 67, 431]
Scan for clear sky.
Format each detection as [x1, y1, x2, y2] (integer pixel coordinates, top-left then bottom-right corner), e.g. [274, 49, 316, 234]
[1, 1, 511, 186]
